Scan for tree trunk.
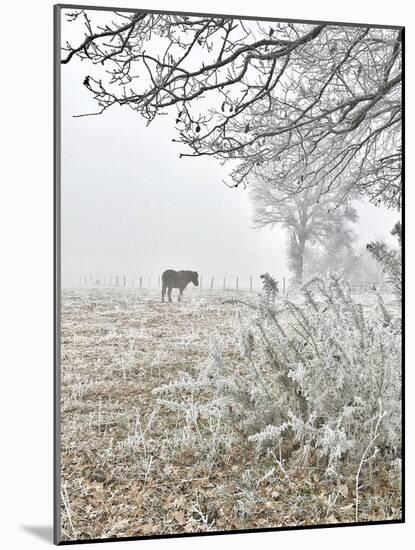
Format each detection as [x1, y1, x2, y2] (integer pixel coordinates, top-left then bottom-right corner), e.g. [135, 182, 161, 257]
[295, 237, 306, 282]
[288, 233, 307, 284]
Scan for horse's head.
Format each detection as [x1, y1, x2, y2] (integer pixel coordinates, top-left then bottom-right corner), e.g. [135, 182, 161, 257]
[192, 271, 199, 287]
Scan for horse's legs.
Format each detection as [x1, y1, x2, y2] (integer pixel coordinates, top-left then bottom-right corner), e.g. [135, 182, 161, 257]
[167, 286, 173, 303]
[178, 288, 183, 302]
[161, 283, 166, 302]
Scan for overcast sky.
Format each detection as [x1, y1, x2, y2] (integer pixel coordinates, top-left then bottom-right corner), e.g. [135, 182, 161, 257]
[60, 10, 400, 287]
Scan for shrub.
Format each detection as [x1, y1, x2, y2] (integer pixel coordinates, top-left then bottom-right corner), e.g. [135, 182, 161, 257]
[154, 240, 401, 479]
[366, 221, 402, 299]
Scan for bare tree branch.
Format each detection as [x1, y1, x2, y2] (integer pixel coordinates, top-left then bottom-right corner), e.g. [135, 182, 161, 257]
[61, 10, 402, 209]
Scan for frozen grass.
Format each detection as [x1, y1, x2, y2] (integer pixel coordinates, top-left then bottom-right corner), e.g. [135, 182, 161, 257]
[60, 286, 401, 541]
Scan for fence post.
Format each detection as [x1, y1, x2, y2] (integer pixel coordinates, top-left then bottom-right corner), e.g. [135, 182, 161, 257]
[210, 276, 214, 290]
[123, 275, 126, 286]
[223, 277, 226, 291]
[236, 277, 239, 291]
[200, 276, 203, 290]
[250, 276, 253, 292]
[283, 277, 286, 296]
[139, 276, 142, 289]
[116, 275, 119, 286]
[148, 277, 151, 288]
[158, 276, 160, 288]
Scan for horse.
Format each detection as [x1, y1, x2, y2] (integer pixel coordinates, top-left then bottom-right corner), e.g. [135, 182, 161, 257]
[161, 269, 199, 302]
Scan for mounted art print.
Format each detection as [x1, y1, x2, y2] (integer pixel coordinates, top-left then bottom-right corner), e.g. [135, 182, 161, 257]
[54, 4, 404, 544]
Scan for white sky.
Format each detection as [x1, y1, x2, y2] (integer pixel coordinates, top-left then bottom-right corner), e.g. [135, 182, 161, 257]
[60, 9, 400, 287]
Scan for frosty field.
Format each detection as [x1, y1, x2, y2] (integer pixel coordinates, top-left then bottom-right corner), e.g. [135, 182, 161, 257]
[60, 285, 401, 541]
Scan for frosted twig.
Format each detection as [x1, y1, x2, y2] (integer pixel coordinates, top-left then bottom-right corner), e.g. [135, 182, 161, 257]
[61, 483, 76, 537]
[143, 455, 153, 486]
[355, 399, 385, 522]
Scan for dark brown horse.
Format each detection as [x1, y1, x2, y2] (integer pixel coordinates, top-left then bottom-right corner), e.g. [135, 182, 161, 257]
[161, 269, 199, 302]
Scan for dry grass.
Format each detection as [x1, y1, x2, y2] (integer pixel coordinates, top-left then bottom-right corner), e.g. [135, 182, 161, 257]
[60, 286, 401, 541]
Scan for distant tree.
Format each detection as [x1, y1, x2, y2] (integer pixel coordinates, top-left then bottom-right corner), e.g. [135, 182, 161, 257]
[61, 10, 402, 208]
[306, 208, 358, 279]
[250, 179, 358, 282]
[346, 247, 385, 285]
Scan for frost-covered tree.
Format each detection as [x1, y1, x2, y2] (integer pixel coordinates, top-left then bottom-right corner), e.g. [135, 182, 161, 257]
[61, 10, 402, 208]
[341, 247, 383, 285]
[250, 179, 358, 282]
[306, 207, 358, 279]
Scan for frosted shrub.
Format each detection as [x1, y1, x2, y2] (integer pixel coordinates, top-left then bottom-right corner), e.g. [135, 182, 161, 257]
[367, 221, 401, 300]
[154, 271, 401, 477]
[259, 273, 279, 302]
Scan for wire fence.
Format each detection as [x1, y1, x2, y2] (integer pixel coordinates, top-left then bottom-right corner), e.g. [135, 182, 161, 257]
[62, 275, 272, 292]
[61, 275, 388, 296]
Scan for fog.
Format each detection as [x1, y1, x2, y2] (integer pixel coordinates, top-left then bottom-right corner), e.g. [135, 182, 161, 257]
[60, 12, 399, 287]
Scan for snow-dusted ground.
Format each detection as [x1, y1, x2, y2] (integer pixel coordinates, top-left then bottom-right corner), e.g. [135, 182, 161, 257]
[59, 286, 400, 541]
[60, 287, 249, 539]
